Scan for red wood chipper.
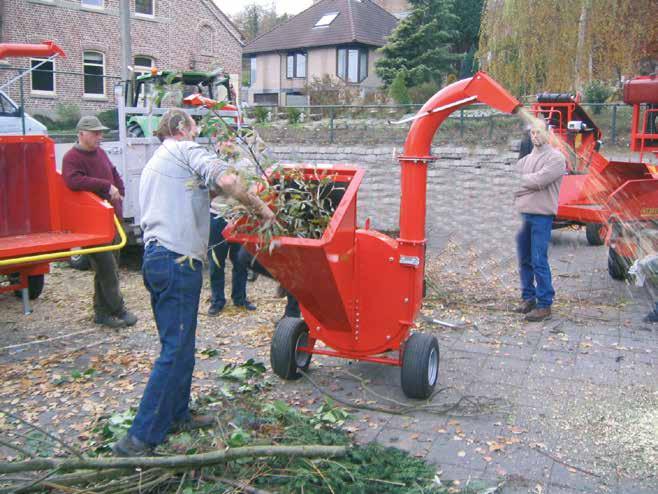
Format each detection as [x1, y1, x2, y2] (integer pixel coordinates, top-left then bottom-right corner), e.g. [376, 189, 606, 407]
[223, 72, 521, 399]
[0, 42, 125, 314]
[531, 75, 658, 279]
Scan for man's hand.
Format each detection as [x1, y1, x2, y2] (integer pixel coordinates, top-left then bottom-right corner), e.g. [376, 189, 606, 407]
[109, 184, 123, 202]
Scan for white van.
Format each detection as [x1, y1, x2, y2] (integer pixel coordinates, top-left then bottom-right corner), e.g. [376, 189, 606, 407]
[0, 90, 47, 134]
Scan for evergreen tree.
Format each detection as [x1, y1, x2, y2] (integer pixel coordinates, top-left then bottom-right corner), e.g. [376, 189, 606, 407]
[389, 71, 411, 104]
[375, 0, 461, 88]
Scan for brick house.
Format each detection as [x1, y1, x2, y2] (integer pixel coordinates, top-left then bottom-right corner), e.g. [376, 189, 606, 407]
[0, 0, 243, 117]
[242, 0, 398, 106]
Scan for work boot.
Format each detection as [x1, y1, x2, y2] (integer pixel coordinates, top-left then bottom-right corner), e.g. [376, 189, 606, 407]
[112, 434, 153, 457]
[514, 299, 537, 314]
[94, 314, 126, 329]
[118, 309, 138, 327]
[208, 302, 225, 316]
[643, 311, 658, 323]
[525, 307, 551, 322]
[236, 300, 257, 311]
[275, 284, 286, 298]
[170, 413, 217, 434]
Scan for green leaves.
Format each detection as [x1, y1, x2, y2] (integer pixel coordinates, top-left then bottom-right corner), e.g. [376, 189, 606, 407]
[311, 398, 350, 429]
[218, 359, 266, 382]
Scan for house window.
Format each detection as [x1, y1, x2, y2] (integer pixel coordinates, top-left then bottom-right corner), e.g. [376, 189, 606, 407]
[135, 0, 154, 16]
[337, 47, 368, 83]
[315, 12, 338, 27]
[83, 51, 105, 96]
[30, 58, 55, 94]
[254, 93, 278, 105]
[250, 57, 257, 86]
[286, 52, 306, 79]
[81, 0, 104, 8]
[133, 56, 154, 77]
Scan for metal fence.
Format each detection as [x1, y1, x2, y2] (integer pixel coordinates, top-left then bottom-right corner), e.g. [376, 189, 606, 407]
[244, 102, 634, 146]
[0, 63, 636, 147]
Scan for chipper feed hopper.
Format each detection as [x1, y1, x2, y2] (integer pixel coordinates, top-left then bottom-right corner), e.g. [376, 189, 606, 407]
[225, 72, 521, 399]
[0, 42, 125, 314]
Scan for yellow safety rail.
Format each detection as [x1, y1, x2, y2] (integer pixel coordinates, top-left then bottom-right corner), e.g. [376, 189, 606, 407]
[0, 215, 127, 267]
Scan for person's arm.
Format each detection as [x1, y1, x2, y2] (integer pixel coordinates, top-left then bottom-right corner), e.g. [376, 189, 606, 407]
[520, 154, 566, 190]
[184, 142, 273, 221]
[62, 152, 112, 195]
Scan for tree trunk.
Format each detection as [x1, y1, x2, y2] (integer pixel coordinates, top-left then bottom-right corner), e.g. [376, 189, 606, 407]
[574, 0, 590, 92]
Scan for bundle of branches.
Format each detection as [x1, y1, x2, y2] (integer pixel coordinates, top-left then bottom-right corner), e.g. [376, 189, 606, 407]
[218, 166, 346, 250]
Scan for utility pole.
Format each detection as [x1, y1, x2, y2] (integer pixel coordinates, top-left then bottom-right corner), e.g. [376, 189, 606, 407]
[119, 0, 132, 84]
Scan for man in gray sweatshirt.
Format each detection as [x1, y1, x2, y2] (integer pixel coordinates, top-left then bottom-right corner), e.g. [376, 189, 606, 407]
[514, 123, 566, 322]
[113, 109, 273, 457]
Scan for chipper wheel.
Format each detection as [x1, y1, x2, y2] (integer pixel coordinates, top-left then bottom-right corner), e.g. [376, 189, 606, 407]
[401, 333, 440, 399]
[271, 317, 312, 380]
[585, 223, 606, 246]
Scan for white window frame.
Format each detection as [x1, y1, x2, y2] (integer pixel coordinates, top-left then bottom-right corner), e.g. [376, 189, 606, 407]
[80, 0, 104, 10]
[29, 58, 56, 95]
[83, 51, 106, 97]
[133, 56, 154, 78]
[135, 0, 155, 17]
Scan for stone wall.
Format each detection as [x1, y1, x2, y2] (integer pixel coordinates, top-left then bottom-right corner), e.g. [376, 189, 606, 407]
[268, 145, 521, 253]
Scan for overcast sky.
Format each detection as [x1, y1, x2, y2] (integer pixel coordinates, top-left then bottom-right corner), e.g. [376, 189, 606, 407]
[215, 0, 313, 18]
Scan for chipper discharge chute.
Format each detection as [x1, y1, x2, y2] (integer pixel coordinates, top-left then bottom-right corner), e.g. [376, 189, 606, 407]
[225, 72, 521, 399]
[0, 42, 126, 314]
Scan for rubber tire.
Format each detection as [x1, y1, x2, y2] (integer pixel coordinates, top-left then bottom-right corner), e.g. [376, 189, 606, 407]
[608, 247, 631, 281]
[585, 223, 605, 246]
[247, 270, 259, 283]
[12, 274, 45, 300]
[401, 333, 440, 400]
[69, 254, 91, 271]
[270, 317, 312, 380]
[127, 123, 145, 137]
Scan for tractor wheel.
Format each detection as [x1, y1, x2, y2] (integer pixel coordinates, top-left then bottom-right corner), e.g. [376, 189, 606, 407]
[401, 333, 440, 399]
[585, 223, 606, 246]
[608, 247, 631, 281]
[13, 274, 45, 300]
[68, 254, 91, 271]
[270, 317, 312, 380]
[127, 123, 145, 137]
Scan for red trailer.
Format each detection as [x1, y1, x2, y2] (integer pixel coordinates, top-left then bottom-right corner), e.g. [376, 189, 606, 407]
[224, 72, 521, 398]
[0, 42, 125, 314]
[531, 77, 658, 279]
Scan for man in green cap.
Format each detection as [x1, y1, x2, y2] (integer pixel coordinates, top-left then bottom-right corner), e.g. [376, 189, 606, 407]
[62, 116, 137, 329]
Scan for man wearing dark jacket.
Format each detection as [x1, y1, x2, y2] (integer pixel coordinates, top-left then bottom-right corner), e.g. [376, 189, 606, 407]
[62, 116, 137, 329]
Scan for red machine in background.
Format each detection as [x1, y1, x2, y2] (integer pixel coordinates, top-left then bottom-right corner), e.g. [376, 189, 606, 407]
[224, 72, 521, 399]
[531, 75, 658, 280]
[0, 42, 125, 314]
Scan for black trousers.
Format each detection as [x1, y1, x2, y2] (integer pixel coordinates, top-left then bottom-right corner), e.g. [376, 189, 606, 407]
[237, 247, 300, 318]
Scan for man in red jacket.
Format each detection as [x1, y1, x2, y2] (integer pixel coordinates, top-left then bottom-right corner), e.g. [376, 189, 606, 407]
[62, 116, 137, 329]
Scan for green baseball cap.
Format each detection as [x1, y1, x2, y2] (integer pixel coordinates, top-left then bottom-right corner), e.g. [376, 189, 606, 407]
[76, 115, 109, 132]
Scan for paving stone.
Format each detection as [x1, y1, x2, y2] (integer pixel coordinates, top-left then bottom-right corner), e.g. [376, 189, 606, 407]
[376, 426, 433, 458]
[484, 444, 553, 483]
[426, 432, 491, 470]
[478, 356, 532, 387]
[549, 463, 615, 493]
[572, 354, 619, 386]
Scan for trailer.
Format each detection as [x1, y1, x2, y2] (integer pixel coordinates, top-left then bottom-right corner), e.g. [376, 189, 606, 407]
[0, 42, 125, 314]
[531, 77, 658, 279]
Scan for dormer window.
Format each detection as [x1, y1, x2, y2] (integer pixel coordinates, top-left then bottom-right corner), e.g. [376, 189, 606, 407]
[315, 12, 338, 27]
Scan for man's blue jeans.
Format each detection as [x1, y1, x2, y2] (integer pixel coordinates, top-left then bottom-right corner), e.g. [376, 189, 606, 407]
[209, 215, 248, 307]
[129, 242, 202, 446]
[516, 213, 555, 308]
